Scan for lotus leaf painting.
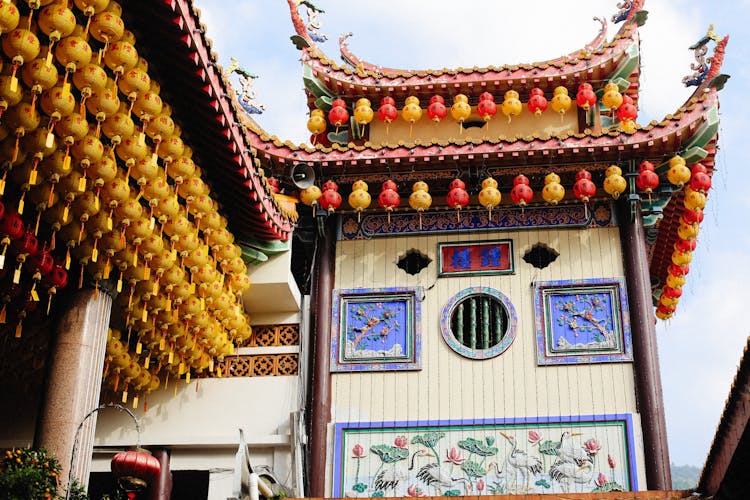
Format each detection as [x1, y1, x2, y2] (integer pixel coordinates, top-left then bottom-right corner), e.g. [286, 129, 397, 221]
[333, 416, 636, 496]
[331, 287, 422, 372]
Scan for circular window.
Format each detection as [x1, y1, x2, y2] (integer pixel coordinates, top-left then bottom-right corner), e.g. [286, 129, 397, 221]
[440, 287, 517, 359]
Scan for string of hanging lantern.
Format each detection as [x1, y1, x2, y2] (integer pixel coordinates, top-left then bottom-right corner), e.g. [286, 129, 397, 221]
[0, 0, 257, 410]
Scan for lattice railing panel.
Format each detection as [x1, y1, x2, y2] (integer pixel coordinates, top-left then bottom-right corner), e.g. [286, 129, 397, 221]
[209, 353, 299, 378]
[238, 324, 300, 348]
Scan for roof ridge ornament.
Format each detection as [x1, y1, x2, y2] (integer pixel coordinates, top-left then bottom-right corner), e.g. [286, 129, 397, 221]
[224, 57, 265, 115]
[683, 26, 730, 89]
[612, 0, 646, 24]
[288, 0, 328, 49]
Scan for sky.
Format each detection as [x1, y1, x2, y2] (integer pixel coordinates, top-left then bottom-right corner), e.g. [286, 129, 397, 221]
[193, 0, 750, 468]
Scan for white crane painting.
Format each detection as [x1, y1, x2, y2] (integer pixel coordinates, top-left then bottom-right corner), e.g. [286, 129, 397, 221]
[339, 422, 630, 496]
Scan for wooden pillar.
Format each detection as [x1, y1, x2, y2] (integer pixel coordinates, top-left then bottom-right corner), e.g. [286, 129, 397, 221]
[146, 449, 172, 500]
[309, 216, 336, 497]
[35, 288, 113, 491]
[618, 199, 672, 490]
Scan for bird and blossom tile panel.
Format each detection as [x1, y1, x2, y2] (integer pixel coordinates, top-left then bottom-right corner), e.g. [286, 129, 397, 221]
[332, 415, 636, 496]
[533, 278, 633, 365]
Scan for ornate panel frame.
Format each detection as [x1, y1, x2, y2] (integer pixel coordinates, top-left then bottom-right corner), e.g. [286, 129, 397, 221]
[533, 278, 633, 366]
[332, 414, 638, 497]
[331, 287, 423, 372]
[437, 239, 514, 277]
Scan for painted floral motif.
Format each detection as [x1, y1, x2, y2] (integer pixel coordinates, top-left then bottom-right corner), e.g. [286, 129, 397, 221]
[553, 294, 616, 350]
[340, 426, 628, 496]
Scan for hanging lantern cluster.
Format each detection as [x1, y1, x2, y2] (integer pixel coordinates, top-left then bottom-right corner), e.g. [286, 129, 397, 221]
[656, 159, 712, 320]
[0, 0, 257, 408]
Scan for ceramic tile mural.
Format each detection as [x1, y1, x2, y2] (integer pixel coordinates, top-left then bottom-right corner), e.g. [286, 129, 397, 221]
[331, 287, 422, 372]
[533, 278, 633, 366]
[332, 415, 636, 497]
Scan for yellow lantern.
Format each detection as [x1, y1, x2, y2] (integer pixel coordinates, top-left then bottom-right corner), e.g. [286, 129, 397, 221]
[118, 67, 150, 107]
[550, 86, 572, 119]
[478, 177, 502, 219]
[601, 82, 623, 112]
[353, 97, 373, 134]
[300, 185, 322, 214]
[677, 222, 699, 240]
[56, 112, 90, 148]
[38, 2, 76, 60]
[90, 10, 124, 58]
[683, 187, 707, 211]
[306, 108, 326, 136]
[671, 250, 693, 266]
[132, 90, 163, 128]
[666, 156, 690, 187]
[54, 36, 93, 87]
[408, 180, 432, 230]
[2, 28, 41, 90]
[168, 155, 195, 184]
[348, 179, 371, 222]
[0, 2, 20, 36]
[101, 109, 134, 147]
[5, 101, 41, 170]
[100, 176, 131, 220]
[90, 154, 118, 199]
[603, 165, 627, 199]
[542, 172, 565, 205]
[501, 90, 522, 123]
[40, 86, 76, 144]
[666, 273, 686, 289]
[116, 133, 149, 175]
[103, 40, 138, 76]
[401, 95, 422, 138]
[450, 94, 471, 134]
[22, 57, 59, 109]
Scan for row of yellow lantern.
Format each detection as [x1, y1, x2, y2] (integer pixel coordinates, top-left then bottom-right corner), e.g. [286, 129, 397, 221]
[0, 0, 255, 407]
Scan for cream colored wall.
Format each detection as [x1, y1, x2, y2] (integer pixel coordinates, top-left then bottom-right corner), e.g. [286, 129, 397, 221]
[329, 226, 644, 490]
[368, 104, 579, 145]
[93, 376, 300, 497]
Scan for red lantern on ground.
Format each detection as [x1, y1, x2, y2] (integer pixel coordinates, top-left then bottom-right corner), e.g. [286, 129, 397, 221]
[510, 175, 534, 209]
[378, 180, 400, 223]
[426, 95, 447, 124]
[111, 448, 161, 493]
[319, 180, 342, 214]
[576, 83, 596, 111]
[446, 179, 469, 221]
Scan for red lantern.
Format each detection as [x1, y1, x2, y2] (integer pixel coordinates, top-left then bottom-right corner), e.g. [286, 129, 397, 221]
[310, 132, 331, 148]
[668, 263, 689, 277]
[510, 175, 534, 207]
[691, 163, 708, 175]
[675, 238, 697, 253]
[476, 93, 497, 123]
[527, 88, 548, 116]
[44, 263, 68, 313]
[636, 161, 659, 197]
[575, 83, 596, 111]
[573, 169, 596, 203]
[378, 180, 400, 223]
[662, 286, 682, 299]
[656, 303, 676, 315]
[0, 211, 25, 270]
[426, 95, 447, 123]
[616, 94, 637, 122]
[319, 180, 342, 214]
[681, 208, 704, 226]
[30, 249, 54, 276]
[446, 179, 469, 221]
[689, 171, 711, 193]
[377, 97, 398, 134]
[328, 100, 349, 130]
[111, 448, 161, 492]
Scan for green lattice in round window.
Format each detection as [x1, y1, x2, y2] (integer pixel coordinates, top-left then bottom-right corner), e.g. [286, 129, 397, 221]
[440, 287, 517, 359]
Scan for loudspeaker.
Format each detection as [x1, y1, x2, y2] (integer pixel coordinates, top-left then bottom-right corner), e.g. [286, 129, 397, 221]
[290, 163, 315, 189]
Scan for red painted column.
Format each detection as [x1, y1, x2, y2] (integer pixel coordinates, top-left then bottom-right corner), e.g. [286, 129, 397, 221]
[146, 449, 172, 500]
[619, 199, 672, 490]
[309, 216, 337, 497]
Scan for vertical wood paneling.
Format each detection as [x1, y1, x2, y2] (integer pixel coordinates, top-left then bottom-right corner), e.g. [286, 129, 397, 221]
[332, 226, 636, 432]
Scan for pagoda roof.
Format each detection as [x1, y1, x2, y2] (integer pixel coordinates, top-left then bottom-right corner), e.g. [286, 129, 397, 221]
[125, 0, 296, 242]
[292, 1, 644, 104]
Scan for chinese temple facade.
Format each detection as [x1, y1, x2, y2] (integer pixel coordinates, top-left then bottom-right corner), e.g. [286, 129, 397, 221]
[0, 0, 734, 499]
